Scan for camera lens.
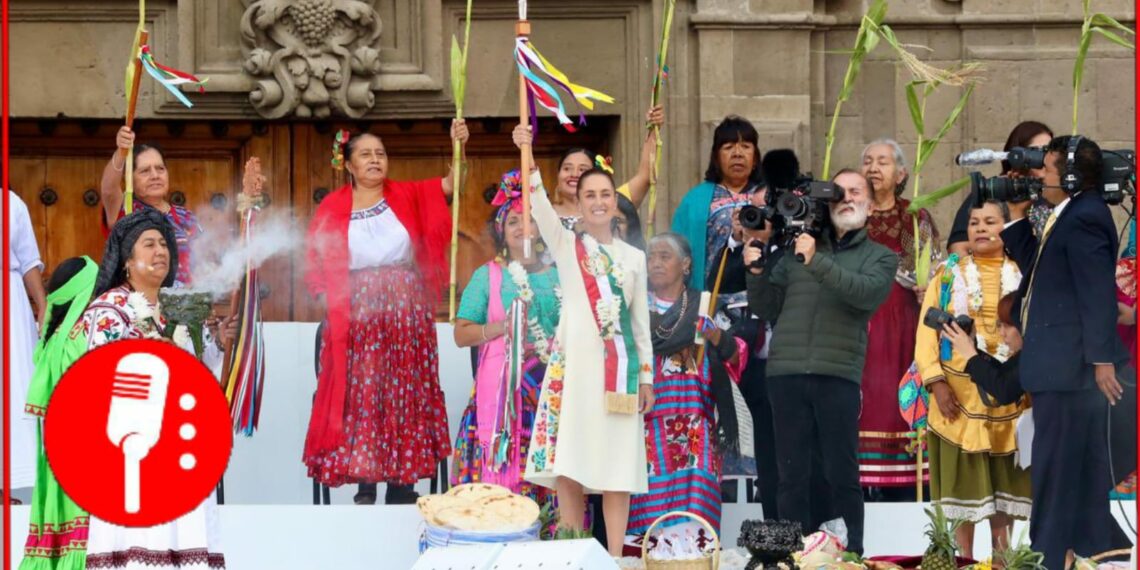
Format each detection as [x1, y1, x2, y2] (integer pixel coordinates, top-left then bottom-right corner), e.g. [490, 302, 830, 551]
[739, 205, 766, 230]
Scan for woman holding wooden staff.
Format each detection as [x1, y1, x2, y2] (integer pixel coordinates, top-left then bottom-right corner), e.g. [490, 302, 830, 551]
[302, 121, 469, 505]
[100, 128, 202, 287]
[512, 124, 653, 556]
[451, 170, 559, 515]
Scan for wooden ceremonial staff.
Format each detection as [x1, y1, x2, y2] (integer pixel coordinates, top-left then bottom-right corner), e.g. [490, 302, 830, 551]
[695, 247, 731, 365]
[122, 29, 148, 214]
[517, 13, 534, 261]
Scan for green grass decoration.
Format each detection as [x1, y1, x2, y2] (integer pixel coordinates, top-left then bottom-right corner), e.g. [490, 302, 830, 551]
[1073, 0, 1135, 134]
[448, 0, 474, 322]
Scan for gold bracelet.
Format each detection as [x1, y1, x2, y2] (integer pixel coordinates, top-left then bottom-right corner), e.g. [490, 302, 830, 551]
[481, 324, 488, 342]
[111, 155, 125, 172]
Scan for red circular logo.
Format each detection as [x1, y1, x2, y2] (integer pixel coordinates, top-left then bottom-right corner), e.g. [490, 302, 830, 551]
[45, 339, 233, 527]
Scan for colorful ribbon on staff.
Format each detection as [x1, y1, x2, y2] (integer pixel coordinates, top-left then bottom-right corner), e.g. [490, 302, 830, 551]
[223, 207, 267, 437]
[514, 38, 614, 133]
[139, 45, 208, 108]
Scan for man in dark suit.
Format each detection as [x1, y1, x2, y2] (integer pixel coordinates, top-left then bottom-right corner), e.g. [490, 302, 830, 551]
[1001, 135, 1129, 568]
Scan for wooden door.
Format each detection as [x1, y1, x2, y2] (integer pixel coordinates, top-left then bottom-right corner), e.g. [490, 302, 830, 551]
[11, 118, 610, 322]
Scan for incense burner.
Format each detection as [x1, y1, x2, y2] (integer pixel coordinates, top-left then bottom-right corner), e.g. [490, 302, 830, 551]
[738, 519, 801, 570]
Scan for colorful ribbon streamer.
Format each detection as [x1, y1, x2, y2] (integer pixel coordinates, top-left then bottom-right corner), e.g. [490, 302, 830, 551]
[514, 38, 614, 133]
[139, 45, 208, 108]
[223, 208, 267, 436]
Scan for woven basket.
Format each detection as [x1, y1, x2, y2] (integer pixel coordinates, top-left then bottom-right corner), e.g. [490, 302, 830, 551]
[641, 511, 720, 570]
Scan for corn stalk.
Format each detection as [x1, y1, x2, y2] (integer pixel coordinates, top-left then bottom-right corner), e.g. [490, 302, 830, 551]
[1073, 0, 1135, 134]
[645, 0, 676, 238]
[821, 0, 887, 179]
[881, 21, 982, 288]
[448, 0, 474, 322]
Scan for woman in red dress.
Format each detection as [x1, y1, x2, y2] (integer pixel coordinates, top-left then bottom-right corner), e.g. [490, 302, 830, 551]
[858, 139, 941, 500]
[303, 121, 469, 504]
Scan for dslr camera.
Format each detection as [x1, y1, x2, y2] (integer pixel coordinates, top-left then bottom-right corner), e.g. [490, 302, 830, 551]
[922, 307, 975, 335]
[739, 149, 846, 264]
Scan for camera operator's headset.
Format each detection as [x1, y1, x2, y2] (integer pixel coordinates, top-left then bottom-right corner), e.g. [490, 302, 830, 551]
[1061, 135, 1084, 194]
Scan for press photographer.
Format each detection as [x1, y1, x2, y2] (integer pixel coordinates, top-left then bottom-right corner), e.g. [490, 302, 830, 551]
[999, 134, 1134, 568]
[744, 168, 897, 554]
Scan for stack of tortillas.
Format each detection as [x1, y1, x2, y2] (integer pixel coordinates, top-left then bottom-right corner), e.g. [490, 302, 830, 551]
[416, 483, 540, 532]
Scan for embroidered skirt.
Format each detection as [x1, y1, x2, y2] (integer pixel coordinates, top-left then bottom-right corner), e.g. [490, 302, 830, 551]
[627, 366, 722, 537]
[452, 355, 554, 512]
[305, 265, 451, 486]
[928, 431, 1032, 523]
[859, 283, 926, 487]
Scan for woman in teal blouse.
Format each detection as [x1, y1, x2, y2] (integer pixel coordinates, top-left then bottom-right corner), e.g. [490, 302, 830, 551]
[452, 170, 561, 513]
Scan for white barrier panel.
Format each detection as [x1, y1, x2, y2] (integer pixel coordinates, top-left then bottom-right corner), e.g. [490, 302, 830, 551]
[411, 539, 617, 570]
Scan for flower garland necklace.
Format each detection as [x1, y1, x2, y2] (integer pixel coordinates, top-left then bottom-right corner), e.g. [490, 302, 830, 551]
[580, 234, 626, 340]
[951, 255, 1021, 362]
[507, 261, 560, 364]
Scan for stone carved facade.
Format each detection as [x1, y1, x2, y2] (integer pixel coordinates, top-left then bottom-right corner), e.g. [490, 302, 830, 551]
[241, 0, 383, 118]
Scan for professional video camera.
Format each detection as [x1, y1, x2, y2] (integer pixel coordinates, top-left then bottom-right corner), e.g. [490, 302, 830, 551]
[957, 145, 1136, 207]
[738, 149, 845, 264]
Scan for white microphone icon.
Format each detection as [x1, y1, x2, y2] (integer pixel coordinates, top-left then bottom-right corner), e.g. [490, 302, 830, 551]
[107, 353, 170, 514]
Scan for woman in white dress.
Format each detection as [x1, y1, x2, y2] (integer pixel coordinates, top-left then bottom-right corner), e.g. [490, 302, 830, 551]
[513, 125, 654, 556]
[9, 191, 47, 493]
[77, 209, 228, 569]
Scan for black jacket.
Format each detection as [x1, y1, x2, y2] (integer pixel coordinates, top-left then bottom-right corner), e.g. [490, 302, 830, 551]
[1001, 191, 1127, 392]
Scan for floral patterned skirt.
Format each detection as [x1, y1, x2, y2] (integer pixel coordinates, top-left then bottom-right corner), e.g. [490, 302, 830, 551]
[628, 369, 722, 536]
[305, 266, 451, 486]
[452, 355, 554, 512]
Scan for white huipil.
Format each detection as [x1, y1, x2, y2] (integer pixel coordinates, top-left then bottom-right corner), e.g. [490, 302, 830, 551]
[524, 171, 654, 494]
[9, 191, 43, 489]
[80, 287, 225, 570]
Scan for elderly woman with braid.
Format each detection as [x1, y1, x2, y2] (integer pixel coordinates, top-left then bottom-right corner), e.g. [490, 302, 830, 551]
[451, 170, 560, 515]
[625, 232, 747, 552]
[303, 120, 469, 505]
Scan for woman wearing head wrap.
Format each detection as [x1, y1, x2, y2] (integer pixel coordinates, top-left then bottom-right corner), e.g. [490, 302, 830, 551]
[78, 209, 226, 570]
[19, 257, 97, 570]
[450, 170, 561, 515]
[303, 123, 467, 505]
[624, 232, 746, 551]
[100, 128, 202, 287]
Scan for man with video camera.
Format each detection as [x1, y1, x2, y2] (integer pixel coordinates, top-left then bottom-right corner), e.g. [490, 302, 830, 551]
[1000, 134, 1131, 567]
[743, 169, 896, 553]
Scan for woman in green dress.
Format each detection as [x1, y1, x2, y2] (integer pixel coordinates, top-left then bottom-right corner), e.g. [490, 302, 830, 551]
[451, 169, 561, 515]
[20, 256, 98, 570]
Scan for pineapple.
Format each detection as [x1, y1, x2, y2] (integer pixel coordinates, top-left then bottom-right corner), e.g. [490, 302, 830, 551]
[994, 528, 1046, 570]
[920, 504, 963, 570]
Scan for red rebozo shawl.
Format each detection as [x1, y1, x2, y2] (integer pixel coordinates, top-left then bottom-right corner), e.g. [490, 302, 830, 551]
[302, 178, 451, 458]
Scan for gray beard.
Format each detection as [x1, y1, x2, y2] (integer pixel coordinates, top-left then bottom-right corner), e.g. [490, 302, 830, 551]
[831, 206, 868, 233]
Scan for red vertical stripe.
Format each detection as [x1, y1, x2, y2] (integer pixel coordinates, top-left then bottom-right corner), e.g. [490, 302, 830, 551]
[3, 0, 12, 564]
